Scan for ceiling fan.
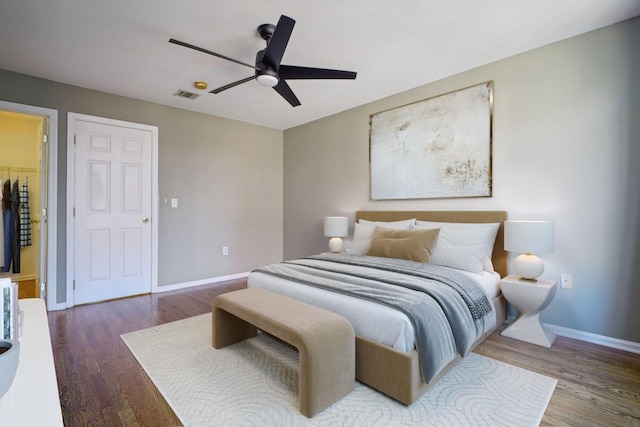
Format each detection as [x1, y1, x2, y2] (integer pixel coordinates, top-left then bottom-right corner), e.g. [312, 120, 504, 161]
[169, 15, 357, 107]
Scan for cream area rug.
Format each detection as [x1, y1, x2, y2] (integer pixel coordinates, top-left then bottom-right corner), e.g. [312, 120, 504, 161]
[122, 313, 557, 427]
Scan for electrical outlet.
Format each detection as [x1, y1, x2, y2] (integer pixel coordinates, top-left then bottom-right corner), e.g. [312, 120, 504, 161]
[560, 273, 572, 289]
[171, 198, 178, 208]
[222, 246, 229, 256]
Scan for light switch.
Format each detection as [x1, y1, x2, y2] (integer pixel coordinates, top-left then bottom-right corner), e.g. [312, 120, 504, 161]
[171, 198, 178, 208]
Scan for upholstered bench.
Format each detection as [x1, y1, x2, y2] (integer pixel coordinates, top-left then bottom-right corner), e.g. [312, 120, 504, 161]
[212, 287, 355, 417]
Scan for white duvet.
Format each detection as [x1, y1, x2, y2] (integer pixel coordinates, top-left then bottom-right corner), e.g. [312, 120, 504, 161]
[247, 267, 500, 352]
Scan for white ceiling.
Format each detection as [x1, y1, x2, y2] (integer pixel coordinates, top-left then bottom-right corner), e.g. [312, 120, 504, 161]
[1, 1, 638, 130]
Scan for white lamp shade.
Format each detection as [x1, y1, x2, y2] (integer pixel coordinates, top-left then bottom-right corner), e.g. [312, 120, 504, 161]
[504, 220, 555, 255]
[324, 217, 348, 237]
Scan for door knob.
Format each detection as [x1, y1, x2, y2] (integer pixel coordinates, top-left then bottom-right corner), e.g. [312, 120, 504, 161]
[142, 217, 150, 223]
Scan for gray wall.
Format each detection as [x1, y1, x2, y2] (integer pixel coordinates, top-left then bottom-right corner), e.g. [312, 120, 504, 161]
[283, 18, 640, 343]
[0, 70, 284, 303]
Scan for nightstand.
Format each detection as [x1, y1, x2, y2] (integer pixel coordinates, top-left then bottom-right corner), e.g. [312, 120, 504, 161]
[500, 275, 557, 348]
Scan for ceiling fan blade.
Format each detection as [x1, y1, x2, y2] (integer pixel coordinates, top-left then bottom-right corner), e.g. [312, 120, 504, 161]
[169, 38, 257, 70]
[262, 15, 295, 70]
[273, 80, 301, 107]
[210, 76, 255, 94]
[279, 65, 357, 80]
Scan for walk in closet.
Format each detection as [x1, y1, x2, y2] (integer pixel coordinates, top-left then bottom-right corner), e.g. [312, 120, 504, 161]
[0, 110, 43, 298]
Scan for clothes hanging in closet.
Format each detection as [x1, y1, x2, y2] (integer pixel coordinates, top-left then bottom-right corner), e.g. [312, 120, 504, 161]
[2, 178, 20, 273]
[20, 180, 31, 247]
[0, 178, 4, 269]
[2, 179, 11, 271]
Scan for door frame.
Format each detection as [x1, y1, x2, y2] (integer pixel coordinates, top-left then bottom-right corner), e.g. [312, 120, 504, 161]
[66, 113, 158, 308]
[0, 100, 58, 309]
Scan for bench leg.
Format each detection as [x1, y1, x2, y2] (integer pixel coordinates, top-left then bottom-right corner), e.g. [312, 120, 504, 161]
[212, 307, 257, 349]
[298, 332, 355, 417]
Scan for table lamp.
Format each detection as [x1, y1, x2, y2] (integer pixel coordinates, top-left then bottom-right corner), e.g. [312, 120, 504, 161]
[324, 216, 348, 253]
[504, 220, 554, 280]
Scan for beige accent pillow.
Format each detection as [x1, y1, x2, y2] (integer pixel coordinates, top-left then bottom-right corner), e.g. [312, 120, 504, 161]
[366, 227, 440, 264]
[351, 222, 413, 255]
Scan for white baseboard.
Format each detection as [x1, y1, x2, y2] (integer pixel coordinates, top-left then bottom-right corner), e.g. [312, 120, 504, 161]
[505, 315, 640, 354]
[5, 274, 37, 281]
[153, 272, 250, 293]
[49, 273, 249, 311]
[51, 303, 67, 311]
[547, 323, 640, 354]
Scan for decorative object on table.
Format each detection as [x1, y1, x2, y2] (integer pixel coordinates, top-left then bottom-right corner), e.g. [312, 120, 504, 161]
[1, 278, 19, 339]
[500, 275, 558, 347]
[504, 220, 555, 280]
[0, 339, 20, 398]
[324, 216, 348, 253]
[370, 81, 493, 200]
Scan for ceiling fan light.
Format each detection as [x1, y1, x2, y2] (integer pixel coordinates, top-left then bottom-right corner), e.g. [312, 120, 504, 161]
[256, 74, 279, 87]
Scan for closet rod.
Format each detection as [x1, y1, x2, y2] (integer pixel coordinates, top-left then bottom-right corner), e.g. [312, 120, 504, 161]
[0, 166, 39, 173]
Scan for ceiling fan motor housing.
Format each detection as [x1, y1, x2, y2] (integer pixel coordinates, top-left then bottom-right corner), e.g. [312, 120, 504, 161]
[257, 23, 276, 41]
[255, 50, 280, 86]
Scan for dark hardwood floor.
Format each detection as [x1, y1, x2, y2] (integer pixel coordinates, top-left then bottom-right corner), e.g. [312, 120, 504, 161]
[476, 325, 640, 426]
[48, 280, 246, 426]
[47, 279, 640, 426]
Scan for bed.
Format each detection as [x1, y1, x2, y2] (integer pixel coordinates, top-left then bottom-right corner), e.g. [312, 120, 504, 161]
[247, 210, 508, 405]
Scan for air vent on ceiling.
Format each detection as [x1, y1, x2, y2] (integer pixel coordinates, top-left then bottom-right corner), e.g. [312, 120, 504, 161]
[173, 89, 200, 100]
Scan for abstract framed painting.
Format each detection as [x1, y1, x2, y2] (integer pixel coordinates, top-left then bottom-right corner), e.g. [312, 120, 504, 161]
[369, 81, 493, 200]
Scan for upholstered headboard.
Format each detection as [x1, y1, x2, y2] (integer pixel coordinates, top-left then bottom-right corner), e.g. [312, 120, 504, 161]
[355, 210, 508, 277]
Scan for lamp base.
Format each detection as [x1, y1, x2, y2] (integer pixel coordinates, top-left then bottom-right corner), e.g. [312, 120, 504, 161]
[328, 237, 344, 253]
[513, 254, 544, 280]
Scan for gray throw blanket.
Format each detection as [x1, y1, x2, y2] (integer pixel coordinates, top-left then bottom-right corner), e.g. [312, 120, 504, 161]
[254, 253, 495, 383]
[307, 254, 493, 320]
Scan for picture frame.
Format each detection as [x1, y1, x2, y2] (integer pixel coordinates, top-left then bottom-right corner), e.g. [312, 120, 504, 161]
[369, 81, 493, 200]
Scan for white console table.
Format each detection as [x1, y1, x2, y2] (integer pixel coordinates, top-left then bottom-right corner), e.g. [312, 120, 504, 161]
[0, 298, 63, 426]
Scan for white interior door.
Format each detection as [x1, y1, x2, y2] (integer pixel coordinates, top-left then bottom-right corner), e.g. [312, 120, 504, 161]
[73, 118, 153, 304]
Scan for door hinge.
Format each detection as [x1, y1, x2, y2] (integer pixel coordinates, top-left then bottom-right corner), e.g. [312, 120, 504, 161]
[43, 134, 48, 144]
[73, 280, 75, 290]
[74, 134, 77, 145]
[73, 207, 75, 217]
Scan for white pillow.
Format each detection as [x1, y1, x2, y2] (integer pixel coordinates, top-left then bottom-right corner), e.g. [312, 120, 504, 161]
[351, 221, 414, 255]
[427, 246, 484, 273]
[359, 218, 416, 229]
[415, 221, 500, 273]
